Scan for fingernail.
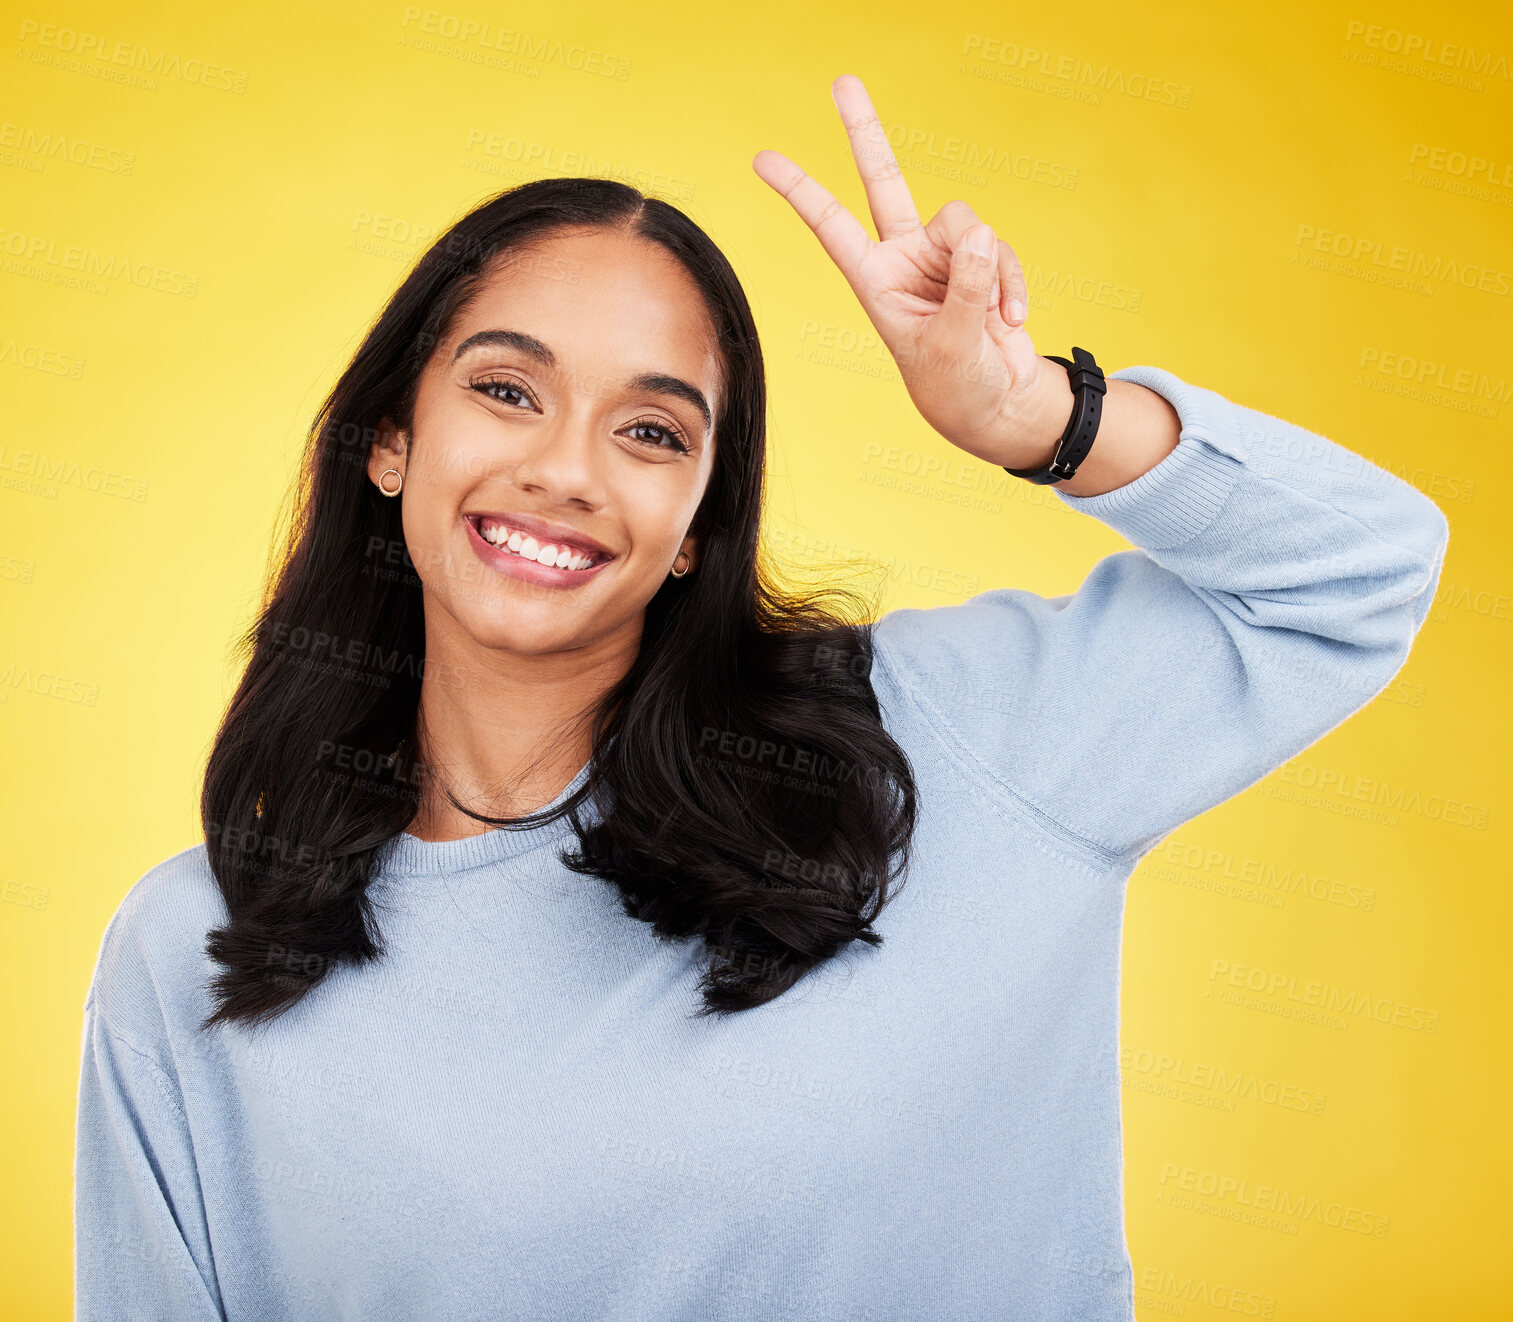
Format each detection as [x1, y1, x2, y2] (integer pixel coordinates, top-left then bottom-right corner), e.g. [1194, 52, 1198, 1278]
[1009, 298, 1026, 322]
[966, 226, 994, 258]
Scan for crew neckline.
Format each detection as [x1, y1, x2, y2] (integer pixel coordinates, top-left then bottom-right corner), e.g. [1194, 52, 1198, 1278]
[376, 759, 594, 877]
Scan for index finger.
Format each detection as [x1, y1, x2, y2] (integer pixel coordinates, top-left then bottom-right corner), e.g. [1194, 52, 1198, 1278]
[751, 148, 874, 286]
[830, 74, 921, 242]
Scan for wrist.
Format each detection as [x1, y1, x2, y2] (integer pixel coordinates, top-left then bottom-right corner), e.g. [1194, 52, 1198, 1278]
[1053, 379, 1181, 497]
[1000, 358, 1075, 470]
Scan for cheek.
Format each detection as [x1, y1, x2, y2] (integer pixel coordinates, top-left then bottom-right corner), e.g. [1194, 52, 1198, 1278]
[406, 409, 491, 513]
[416, 402, 493, 493]
[397, 466, 469, 577]
[620, 479, 700, 559]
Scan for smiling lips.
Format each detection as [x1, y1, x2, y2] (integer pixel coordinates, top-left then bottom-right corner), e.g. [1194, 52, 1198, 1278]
[468, 515, 610, 573]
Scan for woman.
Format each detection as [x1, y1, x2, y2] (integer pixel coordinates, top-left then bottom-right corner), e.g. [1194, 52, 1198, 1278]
[75, 76, 1448, 1321]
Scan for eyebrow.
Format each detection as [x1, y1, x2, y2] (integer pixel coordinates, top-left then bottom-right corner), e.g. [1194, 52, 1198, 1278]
[452, 328, 714, 434]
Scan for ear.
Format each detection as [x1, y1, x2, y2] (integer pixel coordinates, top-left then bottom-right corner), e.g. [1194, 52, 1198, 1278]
[680, 533, 699, 572]
[366, 417, 407, 491]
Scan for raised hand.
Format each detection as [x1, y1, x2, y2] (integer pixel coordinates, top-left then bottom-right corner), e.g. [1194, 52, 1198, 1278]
[753, 74, 1073, 470]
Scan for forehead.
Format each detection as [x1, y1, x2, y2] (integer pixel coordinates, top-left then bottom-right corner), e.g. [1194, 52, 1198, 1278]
[448, 227, 722, 387]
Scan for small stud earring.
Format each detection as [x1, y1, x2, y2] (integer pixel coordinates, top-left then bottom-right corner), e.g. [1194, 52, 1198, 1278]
[670, 549, 691, 579]
[378, 468, 403, 497]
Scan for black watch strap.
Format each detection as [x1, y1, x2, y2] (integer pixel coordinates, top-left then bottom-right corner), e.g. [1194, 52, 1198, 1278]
[1003, 346, 1107, 485]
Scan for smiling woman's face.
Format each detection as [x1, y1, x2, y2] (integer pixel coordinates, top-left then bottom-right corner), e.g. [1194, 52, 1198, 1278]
[368, 225, 723, 658]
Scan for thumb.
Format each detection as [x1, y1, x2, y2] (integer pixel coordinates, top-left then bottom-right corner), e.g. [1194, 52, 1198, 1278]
[936, 222, 1000, 346]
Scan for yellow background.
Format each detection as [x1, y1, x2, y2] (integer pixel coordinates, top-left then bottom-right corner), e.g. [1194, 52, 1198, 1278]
[2, 1, 1509, 1317]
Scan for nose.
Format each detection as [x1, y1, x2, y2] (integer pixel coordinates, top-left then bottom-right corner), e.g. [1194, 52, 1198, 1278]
[508, 408, 606, 510]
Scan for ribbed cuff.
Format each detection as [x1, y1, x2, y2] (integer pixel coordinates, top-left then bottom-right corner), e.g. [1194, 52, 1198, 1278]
[1052, 364, 1246, 550]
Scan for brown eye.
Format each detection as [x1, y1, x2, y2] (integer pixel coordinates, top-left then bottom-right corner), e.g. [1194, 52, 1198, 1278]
[623, 418, 690, 453]
[471, 377, 535, 409]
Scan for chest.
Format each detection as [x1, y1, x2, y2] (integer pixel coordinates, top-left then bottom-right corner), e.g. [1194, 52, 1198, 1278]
[185, 837, 1128, 1317]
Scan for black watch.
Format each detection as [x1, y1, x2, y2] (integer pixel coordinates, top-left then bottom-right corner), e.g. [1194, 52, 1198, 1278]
[1003, 346, 1107, 485]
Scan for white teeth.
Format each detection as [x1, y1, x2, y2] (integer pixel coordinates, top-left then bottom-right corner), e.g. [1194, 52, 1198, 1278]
[476, 519, 602, 571]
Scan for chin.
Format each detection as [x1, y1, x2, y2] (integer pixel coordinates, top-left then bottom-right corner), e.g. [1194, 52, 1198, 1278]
[467, 594, 604, 654]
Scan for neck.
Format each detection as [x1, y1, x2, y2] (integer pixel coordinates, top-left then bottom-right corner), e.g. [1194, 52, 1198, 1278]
[404, 609, 640, 843]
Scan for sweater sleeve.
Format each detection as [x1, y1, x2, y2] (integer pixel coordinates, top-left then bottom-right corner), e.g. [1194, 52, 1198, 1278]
[75, 991, 225, 1319]
[870, 363, 1451, 866]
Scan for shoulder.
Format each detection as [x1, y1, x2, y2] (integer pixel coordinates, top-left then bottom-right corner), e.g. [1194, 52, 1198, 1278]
[871, 550, 1184, 686]
[866, 558, 1175, 769]
[86, 843, 229, 1052]
[869, 585, 1077, 713]
[872, 588, 1061, 667]
[865, 592, 1043, 767]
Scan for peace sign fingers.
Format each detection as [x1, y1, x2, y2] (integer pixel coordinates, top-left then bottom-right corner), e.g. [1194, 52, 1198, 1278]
[754, 74, 1051, 466]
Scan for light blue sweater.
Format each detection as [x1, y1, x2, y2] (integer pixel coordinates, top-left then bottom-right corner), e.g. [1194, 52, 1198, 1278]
[75, 365, 1450, 1321]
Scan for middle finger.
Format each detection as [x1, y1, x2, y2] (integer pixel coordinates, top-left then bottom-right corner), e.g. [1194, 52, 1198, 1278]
[831, 74, 921, 243]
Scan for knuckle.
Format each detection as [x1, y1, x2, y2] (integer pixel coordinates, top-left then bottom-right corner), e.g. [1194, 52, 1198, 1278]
[813, 196, 844, 228]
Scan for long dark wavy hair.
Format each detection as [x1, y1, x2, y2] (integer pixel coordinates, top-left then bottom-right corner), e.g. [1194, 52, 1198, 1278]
[200, 176, 919, 1032]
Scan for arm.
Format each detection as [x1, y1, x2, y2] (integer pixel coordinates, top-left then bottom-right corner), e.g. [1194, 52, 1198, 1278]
[76, 968, 225, 1319]
[1001, 360, 1184, 497]
[872, 362, 1451, 865]
[753, 76, 1448, 863]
